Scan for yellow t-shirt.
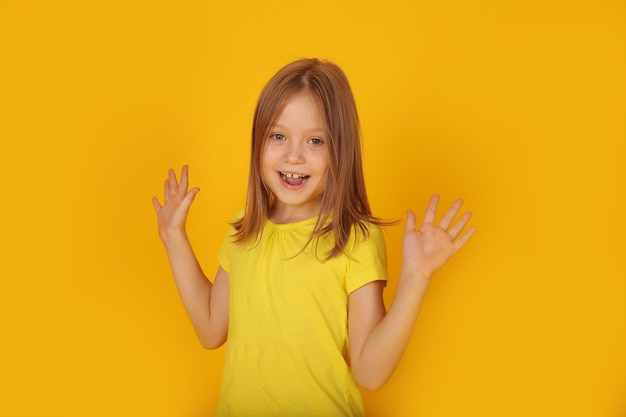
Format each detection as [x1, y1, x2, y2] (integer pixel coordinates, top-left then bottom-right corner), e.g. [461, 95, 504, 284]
[216, 215, 387, 417]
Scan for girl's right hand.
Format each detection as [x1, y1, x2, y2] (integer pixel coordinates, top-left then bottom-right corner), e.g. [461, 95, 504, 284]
[152, 165, 200, 246]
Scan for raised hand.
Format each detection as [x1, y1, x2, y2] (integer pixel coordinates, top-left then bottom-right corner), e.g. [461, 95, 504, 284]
[152, 165, 200, 245]
[401, 194, 476, 283]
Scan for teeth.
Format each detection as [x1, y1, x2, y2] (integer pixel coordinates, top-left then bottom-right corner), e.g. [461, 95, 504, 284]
[281, 172, 308, 179]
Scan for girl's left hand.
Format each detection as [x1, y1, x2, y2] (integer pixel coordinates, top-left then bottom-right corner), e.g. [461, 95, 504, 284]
[401, 194, 476, 283]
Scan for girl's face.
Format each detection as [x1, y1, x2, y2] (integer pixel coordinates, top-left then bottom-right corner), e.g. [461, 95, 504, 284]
[262, 91, 329, 223]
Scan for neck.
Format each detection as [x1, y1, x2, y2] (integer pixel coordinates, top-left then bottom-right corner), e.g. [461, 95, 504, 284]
[269, 205, 321, 224]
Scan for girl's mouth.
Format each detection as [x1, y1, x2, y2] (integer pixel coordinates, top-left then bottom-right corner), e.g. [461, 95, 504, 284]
[279, 171, 310, 186]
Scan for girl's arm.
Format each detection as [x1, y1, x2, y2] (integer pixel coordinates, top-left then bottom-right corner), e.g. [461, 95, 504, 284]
[152, 166, 229, 349]
[348, 195, 476, 390]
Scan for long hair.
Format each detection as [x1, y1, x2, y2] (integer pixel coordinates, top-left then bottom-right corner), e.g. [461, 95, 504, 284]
[232, 58, 390, 259]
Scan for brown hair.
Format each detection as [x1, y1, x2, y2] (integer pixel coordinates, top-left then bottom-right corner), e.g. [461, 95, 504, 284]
[232, 58, 390, 259]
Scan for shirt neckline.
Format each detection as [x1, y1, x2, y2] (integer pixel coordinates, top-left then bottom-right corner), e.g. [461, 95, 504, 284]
[266, 215, 320, 230]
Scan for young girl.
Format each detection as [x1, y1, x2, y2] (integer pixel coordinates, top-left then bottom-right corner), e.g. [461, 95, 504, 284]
[152, 58, 475, 416]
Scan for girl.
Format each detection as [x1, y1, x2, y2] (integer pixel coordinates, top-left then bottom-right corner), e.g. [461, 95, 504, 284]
[152, 58, 476, 416]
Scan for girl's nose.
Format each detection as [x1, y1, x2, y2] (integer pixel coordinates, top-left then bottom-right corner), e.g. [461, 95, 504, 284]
[283, 142, 305, 164]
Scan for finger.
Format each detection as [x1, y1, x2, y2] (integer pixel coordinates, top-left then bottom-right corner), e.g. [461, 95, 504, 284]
[439, 199, 464, 231]
[422, 194, 439, 225]
[404, 210, 417, 232]
[165, 169, 175, 201]
[164, 179, 171, 202]
[151, 196, 162, 212]
[179, 187, 200, 213]
[179, 165, 189, 193]
[168, 168, 179, 197]
[448, 211, 472, 240]
[453, 226, 477, 252]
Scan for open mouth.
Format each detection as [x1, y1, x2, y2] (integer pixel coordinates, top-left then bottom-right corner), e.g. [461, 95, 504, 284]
[279, 171, 310, 186]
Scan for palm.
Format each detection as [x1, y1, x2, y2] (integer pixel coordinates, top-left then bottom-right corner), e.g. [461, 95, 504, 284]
[402, 195, 476, 281]
[151, 165, 200, 244]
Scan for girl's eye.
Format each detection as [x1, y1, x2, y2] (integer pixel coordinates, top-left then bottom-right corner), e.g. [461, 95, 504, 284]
[308, 138, 324, 145]
[271, 133, 285, 141]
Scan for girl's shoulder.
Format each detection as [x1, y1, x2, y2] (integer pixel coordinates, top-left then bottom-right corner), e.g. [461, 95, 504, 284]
[230, 209, 246, 222]
[346, 221, 387, 256]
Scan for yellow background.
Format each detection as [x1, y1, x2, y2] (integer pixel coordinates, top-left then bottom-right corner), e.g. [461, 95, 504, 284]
[1, 0, 625, 416]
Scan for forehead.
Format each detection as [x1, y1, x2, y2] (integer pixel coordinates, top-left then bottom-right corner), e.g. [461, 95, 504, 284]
[273, 91, 324, 128]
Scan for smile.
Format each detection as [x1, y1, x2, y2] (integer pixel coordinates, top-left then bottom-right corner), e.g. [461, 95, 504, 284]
[279, 171, 310, 186]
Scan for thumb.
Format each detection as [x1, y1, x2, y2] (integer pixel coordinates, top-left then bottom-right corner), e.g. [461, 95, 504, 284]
[180, 187, 200, 211]
[405, 210, 417, 233]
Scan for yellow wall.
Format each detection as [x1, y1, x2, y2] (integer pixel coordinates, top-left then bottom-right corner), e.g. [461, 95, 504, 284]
[1, 0, 624, 415]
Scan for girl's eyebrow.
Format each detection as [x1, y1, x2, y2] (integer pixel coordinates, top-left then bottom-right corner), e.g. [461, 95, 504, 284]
[272, 124, 324, 133]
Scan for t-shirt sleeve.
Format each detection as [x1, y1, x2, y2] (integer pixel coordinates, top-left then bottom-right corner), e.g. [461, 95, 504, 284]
[345, 224, 388, 294]
[218, 229, 232, 274]
[218, 210, 245, 274]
